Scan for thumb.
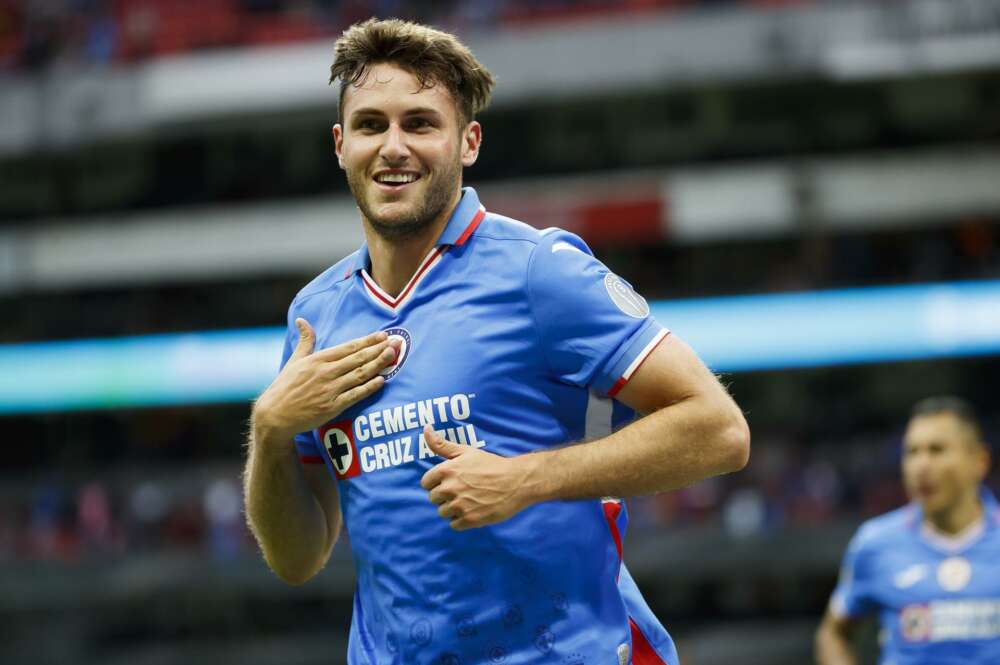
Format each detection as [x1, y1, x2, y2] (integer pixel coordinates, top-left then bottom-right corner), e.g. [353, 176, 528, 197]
[290, 318, 316, 359]
[424, 425, 465, 460]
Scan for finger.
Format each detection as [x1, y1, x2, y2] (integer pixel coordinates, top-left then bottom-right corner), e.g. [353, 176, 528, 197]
[450, 517, 473, 531]
[289, 318, 316, 360]
[331, 374, 385, 413]
[331, 345, 398, 394]
[314, 330, 388, 363]
[420, 466, 443, 491]
[438, 503, 460, 520]
[427, 487, 450, 506]
[423, 425, 465, 460]
[328, 340, 392, 376]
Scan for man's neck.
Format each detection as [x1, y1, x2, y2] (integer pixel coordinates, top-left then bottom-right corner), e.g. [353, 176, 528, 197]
[363, 192, 461, 298]
[925, 492, 984, 536]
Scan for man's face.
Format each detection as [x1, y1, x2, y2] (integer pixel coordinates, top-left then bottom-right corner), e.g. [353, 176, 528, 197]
[902, 413, 988, 516]
[333, 63, 481, 240]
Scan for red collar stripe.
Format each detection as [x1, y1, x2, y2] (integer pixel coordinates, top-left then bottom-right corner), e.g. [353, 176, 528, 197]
[357, 206, 483, 311]
[361, 245, 447, 310]
[389, 245, 446, 305]
[454, 206, 486, 246]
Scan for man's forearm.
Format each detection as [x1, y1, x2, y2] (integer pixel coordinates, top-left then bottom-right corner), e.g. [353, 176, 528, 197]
[243, 421, 336, 585]
[815, 619, 858, 665]
[520, 394, 749, 503]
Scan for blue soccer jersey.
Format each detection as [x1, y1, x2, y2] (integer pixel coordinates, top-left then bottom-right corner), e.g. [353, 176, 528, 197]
[830, 489, 1000, 664]
[278, 188, 679, 664]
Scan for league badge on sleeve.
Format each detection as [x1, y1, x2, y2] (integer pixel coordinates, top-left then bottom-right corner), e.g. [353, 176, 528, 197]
[320, 420, 361, 479]
[604, 273, 650, 319]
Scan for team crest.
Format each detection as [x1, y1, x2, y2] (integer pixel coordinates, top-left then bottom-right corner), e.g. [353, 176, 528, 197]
[319, 420, 360, 479]
[900, 604, 931, 641]
[379, 327, 412, 381]
[937, 556, 972, 591]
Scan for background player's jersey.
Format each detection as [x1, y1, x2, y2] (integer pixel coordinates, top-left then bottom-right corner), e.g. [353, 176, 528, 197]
[831, 489, 1000, 665]
[279, 188, 679, 665]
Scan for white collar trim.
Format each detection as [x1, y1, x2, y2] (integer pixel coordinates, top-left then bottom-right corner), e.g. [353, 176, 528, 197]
[920, 514, 985, 553]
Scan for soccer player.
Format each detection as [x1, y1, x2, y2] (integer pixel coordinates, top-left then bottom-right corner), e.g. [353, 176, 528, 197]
[815, 396, 1000, 665]
[243, 18, 749, 664]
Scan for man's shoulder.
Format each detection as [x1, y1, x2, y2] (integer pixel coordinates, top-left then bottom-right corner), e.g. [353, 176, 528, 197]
[851, 504, 917, 553]
[291, 251, 359, 308]
[476, 213, 579, 248]
[474, 214, 594, 273]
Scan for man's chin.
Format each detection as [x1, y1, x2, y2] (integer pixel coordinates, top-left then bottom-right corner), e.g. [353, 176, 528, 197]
[366, 208, 434, 241]
[369, 199, 415, 219]
[917, 496, 949, 516]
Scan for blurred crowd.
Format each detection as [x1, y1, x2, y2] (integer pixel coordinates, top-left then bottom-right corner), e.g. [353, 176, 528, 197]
[1, 0, 805, 73]
[4, 420, 997, 565]
[0, 468, 251, 563]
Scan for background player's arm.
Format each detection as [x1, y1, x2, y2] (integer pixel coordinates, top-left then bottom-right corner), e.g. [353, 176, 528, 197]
[244, 320, 398, 584]
[815, 608, 861, 665]
[422, 333, 749, 529]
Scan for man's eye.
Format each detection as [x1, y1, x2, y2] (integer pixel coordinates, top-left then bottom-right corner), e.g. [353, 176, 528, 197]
[408, 118, 431, 129]
[356, 119, 382, 131]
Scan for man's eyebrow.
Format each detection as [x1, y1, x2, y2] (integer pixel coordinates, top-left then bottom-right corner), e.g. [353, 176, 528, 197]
[401, 107, 443, 117]
[349, 107, 443, 118]
[348, 107, 387, 118]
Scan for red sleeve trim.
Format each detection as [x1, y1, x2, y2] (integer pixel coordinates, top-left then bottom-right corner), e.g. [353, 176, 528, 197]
[299, 455, 324, 465]
[607, 330, 670, 398]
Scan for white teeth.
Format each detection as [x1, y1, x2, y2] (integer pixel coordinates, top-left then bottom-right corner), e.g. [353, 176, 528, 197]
[376, 173, 418, 184]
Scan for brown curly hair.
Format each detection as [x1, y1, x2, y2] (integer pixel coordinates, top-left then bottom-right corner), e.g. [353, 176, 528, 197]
[329, 18, 496, 125]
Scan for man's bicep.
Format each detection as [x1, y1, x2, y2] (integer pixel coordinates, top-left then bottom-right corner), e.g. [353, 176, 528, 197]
[825, 605, 863, 632]
[302, 464, 342, 553]
[615, 333, 730, 415]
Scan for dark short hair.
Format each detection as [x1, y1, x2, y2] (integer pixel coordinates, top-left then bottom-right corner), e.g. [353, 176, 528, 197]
[329, 18, 496, 125]
[911, 395, 984, 443]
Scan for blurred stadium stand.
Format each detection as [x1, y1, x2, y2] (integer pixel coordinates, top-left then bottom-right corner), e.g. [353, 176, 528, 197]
[2, 1, 1000, 664]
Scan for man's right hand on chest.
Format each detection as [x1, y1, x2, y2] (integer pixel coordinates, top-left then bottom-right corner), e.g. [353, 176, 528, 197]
[252, 319, 400, 443]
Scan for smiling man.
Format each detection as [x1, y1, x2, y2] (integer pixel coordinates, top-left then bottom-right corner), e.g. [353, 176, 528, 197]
[243, 18, 749, 665]
[816, 396, 1000, 665]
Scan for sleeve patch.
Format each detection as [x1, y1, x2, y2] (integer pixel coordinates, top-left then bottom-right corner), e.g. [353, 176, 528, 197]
[604, 274, 650, 319]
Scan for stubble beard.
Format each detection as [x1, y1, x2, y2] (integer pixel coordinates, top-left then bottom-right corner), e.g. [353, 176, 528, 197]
[347, 158, 462, 242]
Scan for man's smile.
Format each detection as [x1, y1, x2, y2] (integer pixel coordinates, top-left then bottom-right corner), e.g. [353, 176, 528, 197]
[373, 169, 423, 193]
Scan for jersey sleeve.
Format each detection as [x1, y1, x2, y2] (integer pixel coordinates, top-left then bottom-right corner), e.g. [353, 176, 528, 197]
[526, 230, 668, 396]
[279, 303, 324, 465]
[829, 525, 877, 618]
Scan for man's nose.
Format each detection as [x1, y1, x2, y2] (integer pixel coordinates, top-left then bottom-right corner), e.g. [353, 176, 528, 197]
[379, 124, 410, 163]
[909, 454, 932, 475]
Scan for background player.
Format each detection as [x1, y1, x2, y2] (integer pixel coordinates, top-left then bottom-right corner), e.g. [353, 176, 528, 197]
[815, 396, 1000, 664]
[244, 18, 749, 664]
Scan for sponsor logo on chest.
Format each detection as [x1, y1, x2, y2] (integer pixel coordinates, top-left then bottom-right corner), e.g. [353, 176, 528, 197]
[900, 599, 1000, 642]
[318, 393, 487, 479]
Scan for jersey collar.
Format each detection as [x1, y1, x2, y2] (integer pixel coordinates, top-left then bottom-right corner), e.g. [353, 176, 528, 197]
[912, 486, 999, 553]
[347, 187, 486, 277]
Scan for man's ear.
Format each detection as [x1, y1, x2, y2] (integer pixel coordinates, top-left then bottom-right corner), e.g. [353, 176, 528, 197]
[333, 124, 345, 169]
[460, 121, 482, 168]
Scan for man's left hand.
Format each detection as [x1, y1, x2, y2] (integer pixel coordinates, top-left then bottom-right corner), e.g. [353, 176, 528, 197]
[419, 425, 534, 530]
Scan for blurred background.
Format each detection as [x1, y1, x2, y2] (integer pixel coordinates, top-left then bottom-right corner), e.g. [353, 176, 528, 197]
[2, 0, 1000, 663]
